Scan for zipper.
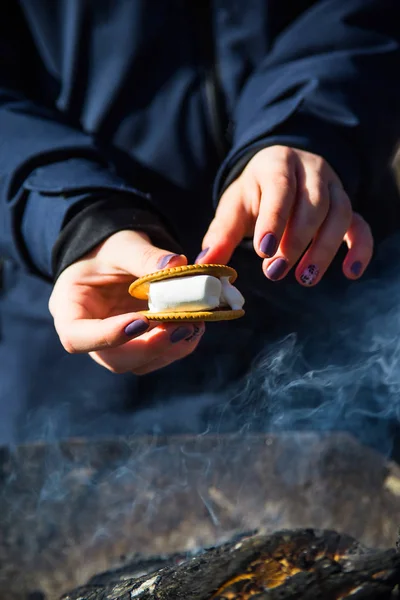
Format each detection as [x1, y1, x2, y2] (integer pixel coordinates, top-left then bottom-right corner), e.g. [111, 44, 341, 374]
[203, 68, 229, 162]
[191, 0, 229, 162]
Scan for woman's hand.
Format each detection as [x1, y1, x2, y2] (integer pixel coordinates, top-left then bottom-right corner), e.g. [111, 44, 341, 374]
[49, 231, 205, 375]
[198, 146, 373, 285]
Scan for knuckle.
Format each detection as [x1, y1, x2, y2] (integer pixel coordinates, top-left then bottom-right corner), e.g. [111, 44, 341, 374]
[353, 213, 373, 240]
[363, 223, 374, 247]
[204, 217, 226, 240]
[330, 185, 352, 223]
[307, 181, 328, 208]
[336, 199, 352, 225]
[312, 156, 326, 175]
[276, 145, 296, 164]
[141, 246, 161, 271]
[215, 231, 237, 248]
[303, 204, 325, 232]
[270, 170, 294, 192]
[266, 209, 288, 232]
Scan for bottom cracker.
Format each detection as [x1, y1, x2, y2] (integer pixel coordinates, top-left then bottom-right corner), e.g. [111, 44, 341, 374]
[139, 309, 245, 322]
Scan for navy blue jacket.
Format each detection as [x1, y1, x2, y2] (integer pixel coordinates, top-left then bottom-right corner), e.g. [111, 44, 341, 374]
[1, 0, 400, 445]
[1, 0, 400, 282]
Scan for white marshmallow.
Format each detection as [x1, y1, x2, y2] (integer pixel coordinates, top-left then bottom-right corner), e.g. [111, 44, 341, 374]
[220, 276, 245, 310]
[148, 275, 222, 313]
[147, 274, 245, 313]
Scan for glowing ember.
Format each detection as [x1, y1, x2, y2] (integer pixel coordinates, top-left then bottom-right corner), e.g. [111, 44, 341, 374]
[62, 529, 400, 600]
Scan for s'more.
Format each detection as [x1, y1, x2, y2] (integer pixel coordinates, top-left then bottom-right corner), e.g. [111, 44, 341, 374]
[128, 264, 245, 322]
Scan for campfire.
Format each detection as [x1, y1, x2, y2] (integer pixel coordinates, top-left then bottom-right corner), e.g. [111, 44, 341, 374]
[62, 529, 400, 599]
[1, 434, 400, 599]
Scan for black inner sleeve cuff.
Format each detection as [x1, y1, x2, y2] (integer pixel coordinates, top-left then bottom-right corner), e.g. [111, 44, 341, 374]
[217, 112, 361, 203]
[52, 196, 184, 280]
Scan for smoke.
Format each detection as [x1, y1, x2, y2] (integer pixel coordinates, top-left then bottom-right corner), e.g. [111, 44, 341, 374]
[126, 232, 400, 460]
[3, 236, 400, 598]
[221, 236, 400, 458]
[11, 233, 400, 460]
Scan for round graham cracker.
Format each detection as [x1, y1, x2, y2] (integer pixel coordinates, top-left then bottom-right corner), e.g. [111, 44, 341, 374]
[129, 264, 237, 300]
[138, 309, 245, 322]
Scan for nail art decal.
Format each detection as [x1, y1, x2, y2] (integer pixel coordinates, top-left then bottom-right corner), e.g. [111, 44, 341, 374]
[170, 326, 193, 343]
[185, 325, 203, 342]
[300, 264, 319, 285]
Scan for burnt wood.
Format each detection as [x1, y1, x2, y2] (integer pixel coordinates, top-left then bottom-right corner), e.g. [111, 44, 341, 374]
[61, 530, 400, 600]
[2, 434, 400, 599]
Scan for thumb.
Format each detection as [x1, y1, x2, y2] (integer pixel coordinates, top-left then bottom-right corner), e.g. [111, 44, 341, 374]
[98, 230, 188, 276]
[196, 181, 250, 264]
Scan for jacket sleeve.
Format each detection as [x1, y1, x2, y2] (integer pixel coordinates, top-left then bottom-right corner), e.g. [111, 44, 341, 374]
[0, 1, 180, 281]
[214, 0, 400, 210]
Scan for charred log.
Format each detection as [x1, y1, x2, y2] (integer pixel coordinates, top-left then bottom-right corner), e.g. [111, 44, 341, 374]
[62, 529, 400, 600]
[3, 434, 400, 600]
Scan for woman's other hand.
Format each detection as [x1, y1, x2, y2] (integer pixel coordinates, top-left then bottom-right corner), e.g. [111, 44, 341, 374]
[49, 231, 205, 375]
[198, 146, 373, 286]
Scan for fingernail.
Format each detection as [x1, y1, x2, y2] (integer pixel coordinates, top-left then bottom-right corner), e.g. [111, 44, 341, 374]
[266, 258, 288, 281]
[259, 233, 278, 257]
[170, 326, 193, 343]
[124, 319, 149, 337]
[351, 261, 362, 277]
[157, 254, 180, 270]
[184, 325, 203, 342]
[195, 248, 210, 263]
[300, 264, 319, 286]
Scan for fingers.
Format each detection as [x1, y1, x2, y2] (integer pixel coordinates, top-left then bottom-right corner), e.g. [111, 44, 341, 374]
[261, 158, 335, 281]
[197, 148, 298, 265]
[197, 146, 373, 285]
[293, 184, 352, 285]
[197, 179, 250, 264]
[54, 310, 151, 354]
[128, 324, 205, 375]
[53, 289, 206, 373]
[292, 195, 373, 286]
[253, 147, 298, 258]
[89, 323, 205, 374]
[256, 155, 372, 285]
[56, 300, 206, 374]
[342, 213, 374, 279]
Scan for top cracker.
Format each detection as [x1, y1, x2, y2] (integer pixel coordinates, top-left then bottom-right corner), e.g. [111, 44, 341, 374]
[129, 264, 238, 300]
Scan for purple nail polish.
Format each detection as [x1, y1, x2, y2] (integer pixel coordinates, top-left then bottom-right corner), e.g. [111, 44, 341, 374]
[300, 264, 319, 286]
[170, 326, 193, 343]
[157, 254, 180, 270]
[260, 233, 278, 257]
[195, 248, 209, 263]
[351, 261, 362, 277]
[124, 319, 149, 337]
[266, 258, 288, 281]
